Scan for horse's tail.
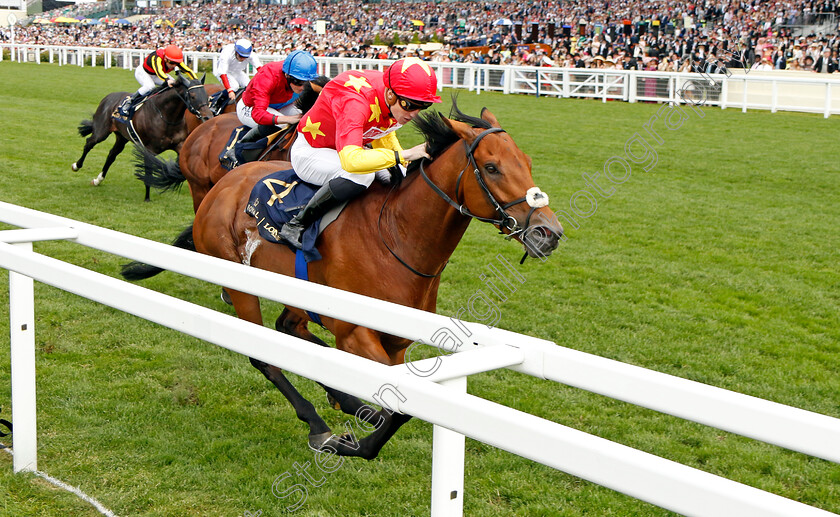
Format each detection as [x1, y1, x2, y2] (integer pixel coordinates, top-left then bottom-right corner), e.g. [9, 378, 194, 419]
[132, 145, 185, 192]
[78, 119, 93, 137]
[120, 223, 195, 281]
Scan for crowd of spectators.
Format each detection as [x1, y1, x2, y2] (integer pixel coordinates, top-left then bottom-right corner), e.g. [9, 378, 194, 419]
[4, 0, 840, 72]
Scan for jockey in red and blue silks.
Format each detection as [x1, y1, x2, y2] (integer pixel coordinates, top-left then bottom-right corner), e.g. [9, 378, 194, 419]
[221, 50, 319, 168]
[118, 45, 197, 117]
[279, 57, 442, 249]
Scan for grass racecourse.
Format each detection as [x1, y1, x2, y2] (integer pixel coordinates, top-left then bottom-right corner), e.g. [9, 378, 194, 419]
[0, 60, 839, 516]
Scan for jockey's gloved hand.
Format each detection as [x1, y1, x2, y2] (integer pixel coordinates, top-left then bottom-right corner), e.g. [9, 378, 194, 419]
[376, 164, 406, 187]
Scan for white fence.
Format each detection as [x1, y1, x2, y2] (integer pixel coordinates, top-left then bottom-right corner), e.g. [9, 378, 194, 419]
[2, 202, 840, 515]
[4, 43, 840, 117]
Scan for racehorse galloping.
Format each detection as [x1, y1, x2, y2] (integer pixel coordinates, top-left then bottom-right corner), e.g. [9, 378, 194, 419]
[136, 76, 329, 213]
[72, 73, 214, 201]
[191, 104, 563, 458]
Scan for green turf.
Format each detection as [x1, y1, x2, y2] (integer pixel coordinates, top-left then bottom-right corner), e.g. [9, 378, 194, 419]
[0, 60, 838, 516]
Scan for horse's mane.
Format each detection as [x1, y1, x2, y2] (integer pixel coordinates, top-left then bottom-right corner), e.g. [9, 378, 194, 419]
[406, 96, 491, 174]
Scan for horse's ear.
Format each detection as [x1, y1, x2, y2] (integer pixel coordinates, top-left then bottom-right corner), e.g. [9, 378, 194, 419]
[442, 116, 477, 146]
[480, 107, 501, 128]
[200, 73, 206, 84]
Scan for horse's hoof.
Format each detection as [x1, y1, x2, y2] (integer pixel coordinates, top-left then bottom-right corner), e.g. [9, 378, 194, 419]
[327, 393, 342, 411]
[307, 431, 334, 451]
[71, 162, 79, 171]
[91, 177, 102, 186]
[308, 431, 356, 454]
[221, 289, 232, 305]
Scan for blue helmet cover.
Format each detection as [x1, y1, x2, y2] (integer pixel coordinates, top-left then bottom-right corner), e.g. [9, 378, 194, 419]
[281, 50, 319, 81]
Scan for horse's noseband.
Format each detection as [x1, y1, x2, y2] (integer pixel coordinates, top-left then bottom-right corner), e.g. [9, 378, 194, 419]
[420, 127, 549, 240]
[183, 83, 211, 121]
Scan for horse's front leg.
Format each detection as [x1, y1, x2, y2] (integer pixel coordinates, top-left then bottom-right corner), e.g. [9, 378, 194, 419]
[274, 309, 382, 426]
[92, 133, 128, 186]
[324, 410, 413, 460]
[228, 290, 334, 448]
[318, 324, 414, 459]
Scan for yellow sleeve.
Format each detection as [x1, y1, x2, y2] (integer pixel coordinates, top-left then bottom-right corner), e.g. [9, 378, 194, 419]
[338, 145, 401, 174]
[151, 56, 168, 81]
[178, 62, 197, 80]
[371, 131, 404, 155]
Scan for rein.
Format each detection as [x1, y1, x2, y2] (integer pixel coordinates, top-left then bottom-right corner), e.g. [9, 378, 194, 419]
[419, 127, 539, 239]
[377, 182, 446, 278]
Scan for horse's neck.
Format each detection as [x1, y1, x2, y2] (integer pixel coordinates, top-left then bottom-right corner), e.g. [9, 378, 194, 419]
[386, 145, 473, 272]
[154, 88, 187, 119]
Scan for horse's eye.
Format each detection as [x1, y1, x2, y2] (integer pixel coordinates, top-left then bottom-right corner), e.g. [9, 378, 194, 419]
[484, 164, 499, 175]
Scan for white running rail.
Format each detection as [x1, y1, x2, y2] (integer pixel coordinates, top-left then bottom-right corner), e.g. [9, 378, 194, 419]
[1, 201, 838, 516]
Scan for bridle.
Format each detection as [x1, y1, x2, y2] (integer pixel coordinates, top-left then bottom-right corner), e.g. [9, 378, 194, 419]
[380, 126, 549, 277]
[150, 79, 211, 124]
[419, 127, 543, 239]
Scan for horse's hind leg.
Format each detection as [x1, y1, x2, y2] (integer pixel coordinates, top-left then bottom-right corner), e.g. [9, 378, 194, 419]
[228, 290, 334, 449]
[73, 124, 110, 172]
[92, 133, 128, 187]
[274, 309, 379, 425]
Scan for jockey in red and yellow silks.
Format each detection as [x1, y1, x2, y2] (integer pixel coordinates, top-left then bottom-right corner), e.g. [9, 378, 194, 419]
[118, 45, 196, 117]
[142, 47, 197, 83]
[280, 57, 442, 249]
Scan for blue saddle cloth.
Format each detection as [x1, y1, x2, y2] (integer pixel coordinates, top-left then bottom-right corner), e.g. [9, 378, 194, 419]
[245, 169, 323, 263]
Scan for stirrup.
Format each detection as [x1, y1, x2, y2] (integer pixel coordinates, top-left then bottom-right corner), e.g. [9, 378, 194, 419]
[279, 222, 305, 249]
[221, 148, 239, 169]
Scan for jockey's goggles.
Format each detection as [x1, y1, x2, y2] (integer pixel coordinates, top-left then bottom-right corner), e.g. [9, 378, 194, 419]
[396, 95, 433, 112]
[286, 75, 305, 86]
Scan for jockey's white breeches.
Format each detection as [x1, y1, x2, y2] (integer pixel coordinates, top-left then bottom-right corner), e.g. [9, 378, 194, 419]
[214, 70, 249, 91]
[290, 134, 376, 188]
[135, 65, 164, 95]
[236, 99, 301, 129]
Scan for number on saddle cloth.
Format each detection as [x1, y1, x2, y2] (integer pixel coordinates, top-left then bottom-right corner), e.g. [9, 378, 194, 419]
[219, 125, 273, 171]
[245, 169, 324, 262]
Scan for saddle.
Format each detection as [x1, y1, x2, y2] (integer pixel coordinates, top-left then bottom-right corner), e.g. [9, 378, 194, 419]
[112, 95, 144, 144]
[245, 169, 348, 263]
[219, 124, 292, 171]
[208, 88, 244, 116]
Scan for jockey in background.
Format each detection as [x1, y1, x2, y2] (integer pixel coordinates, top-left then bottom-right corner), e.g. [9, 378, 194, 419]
[213, 38, 263, 105]
[280, 57, 441, 249]
[221, 49, 319, 168]
[118, 45, 197, 117]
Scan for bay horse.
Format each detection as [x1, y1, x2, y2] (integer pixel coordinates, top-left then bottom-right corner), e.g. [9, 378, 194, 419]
[72, 72, 214, 201]
[135, 77, 329, 213]
[191, 104, 563, 458]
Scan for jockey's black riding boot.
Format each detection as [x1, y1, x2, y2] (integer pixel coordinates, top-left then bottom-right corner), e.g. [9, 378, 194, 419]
[119, 91, 144, 117]
[280, 177, 366, 249]
[221, 124, 276, 168]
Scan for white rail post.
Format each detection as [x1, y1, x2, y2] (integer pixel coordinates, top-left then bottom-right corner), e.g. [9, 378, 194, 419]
[825, 83, 831, 119]
[430, 376, 466, 517]
[9, 241, 37, 473]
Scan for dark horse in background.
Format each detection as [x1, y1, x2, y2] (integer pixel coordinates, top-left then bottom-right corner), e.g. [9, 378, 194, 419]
[134, 76, 330, 213]
[186, 103, 563, 458]
[72, 72, 214, 201]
